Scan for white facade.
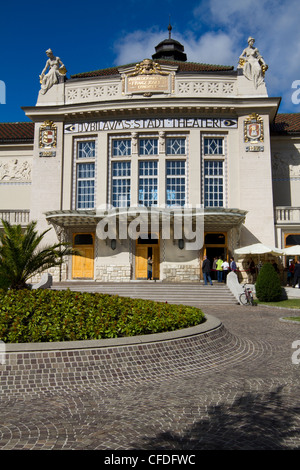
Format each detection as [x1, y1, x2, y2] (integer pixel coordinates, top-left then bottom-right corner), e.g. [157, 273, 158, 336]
[1, 37, 299, 282]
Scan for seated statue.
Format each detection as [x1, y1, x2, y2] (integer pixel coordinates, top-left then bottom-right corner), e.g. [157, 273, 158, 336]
[239, 37, 268, 89]
[39, 49, 67, 94]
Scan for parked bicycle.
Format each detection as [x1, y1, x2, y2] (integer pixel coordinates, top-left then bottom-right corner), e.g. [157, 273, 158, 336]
[239, 284, 255, 306]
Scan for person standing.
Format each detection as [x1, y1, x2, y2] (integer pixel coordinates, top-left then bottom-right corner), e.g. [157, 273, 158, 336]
[202, 256, 213, 286]
[221, 259, 230, 283]
[293, 260, 300, 288]
[248, 258, 256, 283]
[230, 257, 237, 272]
[287, 260, 295, 287]
[147, 256, 153, 280]
[216, 256, 223, 283]
[212, 256, 217, 280]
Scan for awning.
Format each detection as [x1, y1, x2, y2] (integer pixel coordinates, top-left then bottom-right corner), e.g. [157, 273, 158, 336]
[45, 210, 98, 226]
[45, 207, 247, 229]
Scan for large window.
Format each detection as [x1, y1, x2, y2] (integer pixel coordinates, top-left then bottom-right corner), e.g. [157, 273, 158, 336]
[166, 160, 186, 206]
[139, 161, 158, 206]
[204, 160, 224, 207]
[76, 140, 96, 209]
[112, 161, 131, 207]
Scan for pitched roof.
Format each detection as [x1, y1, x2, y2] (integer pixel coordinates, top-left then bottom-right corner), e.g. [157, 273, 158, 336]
[70, 59, 234, 79]
[271, 113, 300, 135]
[0, 122, 34, 143]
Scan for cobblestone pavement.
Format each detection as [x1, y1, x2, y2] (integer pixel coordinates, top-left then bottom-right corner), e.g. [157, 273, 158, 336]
[0, 304, 300, 450]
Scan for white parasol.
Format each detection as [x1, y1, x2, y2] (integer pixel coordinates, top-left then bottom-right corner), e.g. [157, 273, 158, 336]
[283, 245, 300, 256]
[234, 243, 284, 256]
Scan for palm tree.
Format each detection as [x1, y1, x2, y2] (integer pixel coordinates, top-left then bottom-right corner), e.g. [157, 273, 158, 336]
[0, 219, 78, 290]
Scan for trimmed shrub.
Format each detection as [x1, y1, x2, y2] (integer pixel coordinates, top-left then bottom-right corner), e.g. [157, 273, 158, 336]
[255, 262, 282, 302]
[0, 289, 205, 343]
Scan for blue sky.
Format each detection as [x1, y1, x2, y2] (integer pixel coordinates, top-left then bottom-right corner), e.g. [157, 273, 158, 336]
[1, 0, 300, 122]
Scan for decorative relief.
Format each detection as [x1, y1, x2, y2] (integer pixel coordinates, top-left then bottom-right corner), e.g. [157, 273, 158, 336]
[66, 84, 120, 102]
[178, 80, 235, 96]
[107, 85, 119, 96]
[208, 82, 219, 94]
[67, 89, 78, 101]
[178, 82, 190, 94]
[66, 77, 236, 103]
[94, 86, 104, 98]
[0, 159, 31, 182]
[80, 88, 91, 99]
[223, 82, 234, 94]
[193, 82, 205, 94]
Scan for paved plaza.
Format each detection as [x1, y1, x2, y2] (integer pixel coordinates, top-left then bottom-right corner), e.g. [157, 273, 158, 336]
[0, 302, 300, 451]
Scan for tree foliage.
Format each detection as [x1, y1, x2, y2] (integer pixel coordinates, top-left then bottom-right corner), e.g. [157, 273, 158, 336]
[0, 220, 77, 290]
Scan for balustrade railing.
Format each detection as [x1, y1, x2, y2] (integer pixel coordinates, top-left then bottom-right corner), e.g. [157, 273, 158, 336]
[0, 210, 30, 226]
[275, 207, 300, 224]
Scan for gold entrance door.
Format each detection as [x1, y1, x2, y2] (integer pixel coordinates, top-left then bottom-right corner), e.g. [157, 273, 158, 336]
[135, 235, 160, 279]
[72, 233, 94, 279]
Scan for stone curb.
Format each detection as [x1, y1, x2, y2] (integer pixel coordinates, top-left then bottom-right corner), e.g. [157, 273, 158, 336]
[5, 314, 221, 353]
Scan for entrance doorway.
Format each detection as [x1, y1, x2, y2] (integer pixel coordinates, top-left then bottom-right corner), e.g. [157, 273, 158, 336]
[202, 232, 227, 279]
[72, 233, 94, 279]
[135, 234, 160, 280]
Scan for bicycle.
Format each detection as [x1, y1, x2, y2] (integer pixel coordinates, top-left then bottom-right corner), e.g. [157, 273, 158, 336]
[239, 284, 255, 306]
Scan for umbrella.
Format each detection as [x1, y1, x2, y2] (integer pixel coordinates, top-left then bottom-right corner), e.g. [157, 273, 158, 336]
[234, 243, 284, 256]
[283, 245, 300, 256]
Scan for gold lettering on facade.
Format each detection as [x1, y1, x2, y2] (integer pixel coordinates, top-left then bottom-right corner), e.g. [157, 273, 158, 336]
[124, 59, 170, 94]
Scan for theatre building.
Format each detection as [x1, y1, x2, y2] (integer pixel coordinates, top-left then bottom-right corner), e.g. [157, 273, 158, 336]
[0, 31, 300, 282]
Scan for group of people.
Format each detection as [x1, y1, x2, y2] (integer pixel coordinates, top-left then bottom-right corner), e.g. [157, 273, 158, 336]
[287, 259, 300, 288]
[202, 255, 237, 285]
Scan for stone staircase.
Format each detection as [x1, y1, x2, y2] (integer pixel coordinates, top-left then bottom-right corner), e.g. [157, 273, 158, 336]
[52, 281, 238, 307]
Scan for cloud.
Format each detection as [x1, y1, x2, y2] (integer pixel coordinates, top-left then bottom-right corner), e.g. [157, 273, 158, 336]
[113, 0, 300, 112]
[113, 29, 166, 65]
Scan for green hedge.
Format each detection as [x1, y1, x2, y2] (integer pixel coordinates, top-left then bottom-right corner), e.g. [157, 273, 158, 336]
[255, 262, 282, 302]
[0, 289, 205, 343]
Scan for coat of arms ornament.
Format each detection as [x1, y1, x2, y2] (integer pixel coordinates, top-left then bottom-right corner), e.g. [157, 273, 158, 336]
[244, 113, 264, 152]
[39, 120, 57, 156]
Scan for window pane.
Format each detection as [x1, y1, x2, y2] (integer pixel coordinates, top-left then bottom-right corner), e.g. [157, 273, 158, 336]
[139, 161, 158, 206]
[166, 161, 186, 206]
[204, 138, 224, 155]
[112, 161, 131, 207]
[139, 139, 158, 155]
[77, 162, 95, 209]
[77, 180, 95, 209]
[204, 161, 223, 207]
[166, 138, 186, 155]
[77, 141, 96, 159]
[113, 139, 131, 156]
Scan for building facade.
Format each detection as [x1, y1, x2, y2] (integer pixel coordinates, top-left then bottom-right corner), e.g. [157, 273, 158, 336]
[1, 34, 300, 282]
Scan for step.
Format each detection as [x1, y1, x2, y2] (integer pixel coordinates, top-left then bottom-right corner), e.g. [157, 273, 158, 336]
[52, 281, 237, 306]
